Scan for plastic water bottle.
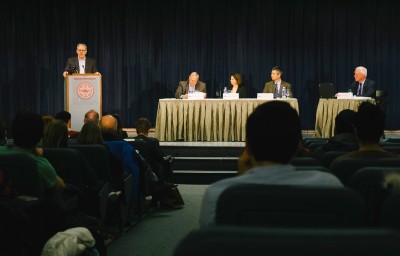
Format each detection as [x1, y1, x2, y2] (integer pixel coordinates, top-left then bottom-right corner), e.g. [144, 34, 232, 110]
[223, 87, 228, 94]
[282, 87, 287, 98]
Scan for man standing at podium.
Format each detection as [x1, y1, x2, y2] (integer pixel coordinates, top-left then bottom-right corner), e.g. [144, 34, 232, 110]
[62, 43, 101, 77]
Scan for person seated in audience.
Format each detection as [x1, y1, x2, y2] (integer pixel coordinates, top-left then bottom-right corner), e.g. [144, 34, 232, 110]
[199, 101, 343, 227]
[100, 115, 140, 208]
[69, 109, 101, 140]
[330, 102, 399, 168]
[0, 109, 65, 194]
[113, 113, 128, 139]
[135, 117, 172, 182]
[54, 110, 78, 138]
[77, 120, 104, 145]
[311, 109, 358, 161]
[42, 119, 98, 196]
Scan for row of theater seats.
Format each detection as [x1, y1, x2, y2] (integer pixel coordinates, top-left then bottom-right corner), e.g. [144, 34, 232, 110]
[174, 183, 400, 255]
[0, 143, 151, 253]
[174, 137, 400, 254]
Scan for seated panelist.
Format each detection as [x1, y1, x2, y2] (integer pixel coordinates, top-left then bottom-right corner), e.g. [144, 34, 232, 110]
[226, 73, 246, 98]
[263, 66, 292, 98]
[175, 72, 207, 99]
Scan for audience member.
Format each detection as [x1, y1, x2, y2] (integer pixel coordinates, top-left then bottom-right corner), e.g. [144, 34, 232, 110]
[0, 110, 65, 194]
[311, 109, 358, 161]
[331, 102, 398, 166]
[69, 109, 101, 140]
[175, 71, 207, 99]
[77, 120, 104, 145]
[135, 117, 172, 182]
[54, 110, 78, 137]
[112, 113, 128, 139]
[41, 114, 54, 126]
[349, 66, 376, 97]
[226, 73, 246, 98]
[263, 66, 292, 98]
[199, 101, 343, 227]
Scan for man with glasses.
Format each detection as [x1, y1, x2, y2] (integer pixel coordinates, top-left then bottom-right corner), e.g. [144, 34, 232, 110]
[348, 66, 375, 97]
[63, 43, 101, 77]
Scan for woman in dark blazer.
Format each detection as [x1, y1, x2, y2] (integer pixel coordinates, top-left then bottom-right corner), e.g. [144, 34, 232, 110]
[227, 73, 246, 98]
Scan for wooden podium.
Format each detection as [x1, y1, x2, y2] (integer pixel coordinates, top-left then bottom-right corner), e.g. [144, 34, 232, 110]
[65, 74, 102, 131]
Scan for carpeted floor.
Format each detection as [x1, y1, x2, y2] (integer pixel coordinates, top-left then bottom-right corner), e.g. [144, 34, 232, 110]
[106, 184, 209, 256]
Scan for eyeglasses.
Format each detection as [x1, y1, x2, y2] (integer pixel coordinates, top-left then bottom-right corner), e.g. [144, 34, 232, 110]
[77, 49, 87, 52]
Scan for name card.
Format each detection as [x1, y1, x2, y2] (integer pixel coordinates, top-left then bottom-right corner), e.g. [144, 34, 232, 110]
[336, 92, 353, 99]
[223, 93, 239, 99]
[187, 92, 206, 100]
[257, 93, 274, 100]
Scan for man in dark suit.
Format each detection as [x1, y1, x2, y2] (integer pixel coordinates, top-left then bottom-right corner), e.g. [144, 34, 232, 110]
[175, 71, 207, 99]
[134, 117, 171, 182]
[62, 43, 101, 77]
[263, 66, 292, 98]
[349, 66, 376, 97]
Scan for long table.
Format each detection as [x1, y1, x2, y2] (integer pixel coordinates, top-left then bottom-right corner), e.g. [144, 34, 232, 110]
[155, 98, 299, 142]
[314, 98, 375, 138]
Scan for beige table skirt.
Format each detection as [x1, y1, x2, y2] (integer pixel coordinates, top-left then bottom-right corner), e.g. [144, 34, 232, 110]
[314, 98, 375, 138]
[155, 98, 299, 142]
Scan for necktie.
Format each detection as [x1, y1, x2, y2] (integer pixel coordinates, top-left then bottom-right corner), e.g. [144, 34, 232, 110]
[274, 83, 278, 98]
[357, 83, 362, 96]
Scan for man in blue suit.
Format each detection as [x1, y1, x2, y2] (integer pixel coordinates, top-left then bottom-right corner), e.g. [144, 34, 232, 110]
[63, 43, 101, 77]
[349, 66, 376, 97]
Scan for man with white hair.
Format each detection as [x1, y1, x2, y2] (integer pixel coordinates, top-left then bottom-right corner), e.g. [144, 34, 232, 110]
[349, 66, 376, 97]
[175, 71, 207, 99]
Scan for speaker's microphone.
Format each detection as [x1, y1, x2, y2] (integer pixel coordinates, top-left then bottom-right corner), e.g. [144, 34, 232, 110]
[71, 66, 78, 74]
[82, 65, 85, 70]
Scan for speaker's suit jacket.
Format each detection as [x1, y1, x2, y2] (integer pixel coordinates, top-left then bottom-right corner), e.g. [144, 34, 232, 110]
[175, 80, 207, 99]
[64, 57, 98, 74]
[263, 80, 292, 98]
[349, 78, 376, 97]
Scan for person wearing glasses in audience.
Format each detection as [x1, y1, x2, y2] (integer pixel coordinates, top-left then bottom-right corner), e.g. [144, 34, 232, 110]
[348, 66, 376, 97]
[62, 43, 101, 77]
[263, 66, 292, 98]
[175, 72, 207, 99]
[227, 73, 246, 98]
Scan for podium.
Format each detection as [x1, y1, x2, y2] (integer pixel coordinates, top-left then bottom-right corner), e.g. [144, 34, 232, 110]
[65, 74, 102, 131]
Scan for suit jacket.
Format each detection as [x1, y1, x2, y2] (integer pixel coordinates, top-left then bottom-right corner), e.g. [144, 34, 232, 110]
[175, 80, 207, 99]
[349, 78, 376, 97]
[64, 57, 98, 74]
[227, 85, 246, 98]
[134, 134, 165, 165]
[263, 80, 292, 98]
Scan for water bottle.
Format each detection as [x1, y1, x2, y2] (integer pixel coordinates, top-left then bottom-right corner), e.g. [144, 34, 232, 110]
[223, 87, 228, 94]
[189, 87, 194, 94]
[282, 87, 287, 98]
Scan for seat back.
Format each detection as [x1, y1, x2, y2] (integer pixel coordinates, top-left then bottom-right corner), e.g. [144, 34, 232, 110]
[69, 144, 113, 185]
[0, 152, 44, 197]
[174, 226, 400, 256]
[348, 166, 400, 225]
[320, 150, 347, 167]
[216, 184, 366, 227]
[381, 191, 400, 228]
[331, 157, 400, 185]
[375, 89, 388, 114]
[43, 148, 85, 191]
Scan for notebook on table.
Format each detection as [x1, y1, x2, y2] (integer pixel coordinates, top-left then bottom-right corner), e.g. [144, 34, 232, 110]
[318, 83, 336, 98]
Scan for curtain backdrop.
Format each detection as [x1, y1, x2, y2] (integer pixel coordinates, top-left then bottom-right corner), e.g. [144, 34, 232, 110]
[1, 0, 399, 133]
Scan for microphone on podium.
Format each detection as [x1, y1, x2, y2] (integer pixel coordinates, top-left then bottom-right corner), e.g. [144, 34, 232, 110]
[71, 66, 78, 74]
[82, 65, 85, 71]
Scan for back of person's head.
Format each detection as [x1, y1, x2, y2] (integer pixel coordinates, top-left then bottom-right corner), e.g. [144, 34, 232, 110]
[42, 115, 54, 126]
[12, 109, 44, 149]
[135, 117, 151, 135]
[100, 115, 118, 137]
[42, 119, 68, 148]
[354, 102, 384, 144]
[84, 109, 100, 124]
[334, 109, 356, 135]
[78, 120, 104, 145]
[272, 66, 283, 75]
[246, 101, 301, 163]
[54, 111, 71, 124]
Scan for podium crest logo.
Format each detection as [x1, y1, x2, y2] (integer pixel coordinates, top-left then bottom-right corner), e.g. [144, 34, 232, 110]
[77, 82, 94, 99]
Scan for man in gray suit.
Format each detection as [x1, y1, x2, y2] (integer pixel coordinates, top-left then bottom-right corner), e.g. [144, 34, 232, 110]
[263, 66, 292, 98]
[63, 43, 101, 77]
[175, 72, 207, 99]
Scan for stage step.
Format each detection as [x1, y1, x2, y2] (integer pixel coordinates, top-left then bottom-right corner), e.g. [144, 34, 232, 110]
[160, 142, 243, 184]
